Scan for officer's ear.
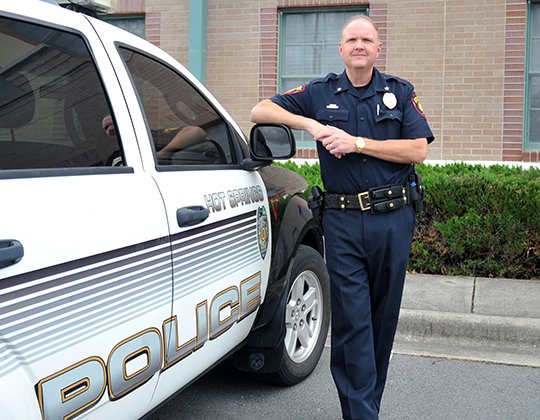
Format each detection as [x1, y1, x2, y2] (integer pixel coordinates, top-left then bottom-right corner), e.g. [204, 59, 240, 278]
[376, 41, 382, 57]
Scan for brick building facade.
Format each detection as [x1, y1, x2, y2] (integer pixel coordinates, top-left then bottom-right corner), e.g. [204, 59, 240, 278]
[110, 0, 539, 163]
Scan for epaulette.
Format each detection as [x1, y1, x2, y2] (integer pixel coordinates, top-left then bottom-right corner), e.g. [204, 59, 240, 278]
[381, 73, 412, 88]
[312, 72, 339, 85]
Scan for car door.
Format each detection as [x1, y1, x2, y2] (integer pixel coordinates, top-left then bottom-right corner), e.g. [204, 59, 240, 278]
[91, 19, 272, 408]
[0, 4, 172, 420]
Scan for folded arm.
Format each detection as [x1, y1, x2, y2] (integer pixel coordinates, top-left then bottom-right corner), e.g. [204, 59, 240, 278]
[251, 99, 327, 138]
[318, 126, 428, 164]
[251, 99, 428, 164]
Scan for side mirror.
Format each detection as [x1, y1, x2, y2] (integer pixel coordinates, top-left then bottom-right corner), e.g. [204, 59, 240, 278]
[249, 124, 296, 161]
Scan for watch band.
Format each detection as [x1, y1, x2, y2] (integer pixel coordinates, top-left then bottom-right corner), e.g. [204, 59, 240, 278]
[355, 136, 365, 153]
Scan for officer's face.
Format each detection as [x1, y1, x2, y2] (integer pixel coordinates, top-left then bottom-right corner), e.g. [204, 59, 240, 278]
[339, 19, 382, 72]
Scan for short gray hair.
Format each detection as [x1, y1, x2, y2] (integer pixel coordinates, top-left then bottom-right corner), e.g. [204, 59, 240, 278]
[342, 15, 379, 35]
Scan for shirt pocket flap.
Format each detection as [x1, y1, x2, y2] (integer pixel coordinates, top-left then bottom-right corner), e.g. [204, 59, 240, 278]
[316, 109, 350, 122]
[375, 109, 403, 123]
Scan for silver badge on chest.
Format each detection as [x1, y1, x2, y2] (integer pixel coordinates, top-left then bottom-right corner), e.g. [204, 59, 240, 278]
[382, 92, 397, 110]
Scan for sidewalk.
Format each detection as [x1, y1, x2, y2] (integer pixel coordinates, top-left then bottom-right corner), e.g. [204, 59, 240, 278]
[395, 274, 540, 367]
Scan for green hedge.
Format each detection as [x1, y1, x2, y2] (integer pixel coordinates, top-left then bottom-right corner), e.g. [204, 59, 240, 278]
[276, 161, 540, 280]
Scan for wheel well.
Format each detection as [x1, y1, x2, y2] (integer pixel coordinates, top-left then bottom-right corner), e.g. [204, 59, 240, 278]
[300, 225, 324, 257]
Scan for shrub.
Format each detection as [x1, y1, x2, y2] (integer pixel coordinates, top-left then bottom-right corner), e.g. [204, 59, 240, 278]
[276, 161, 540, 279]
[413, 163, 539, 279]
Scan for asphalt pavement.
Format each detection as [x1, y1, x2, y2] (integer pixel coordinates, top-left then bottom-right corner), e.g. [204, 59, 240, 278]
[392, 273, 540, 367]
[146, 273, 540, 420]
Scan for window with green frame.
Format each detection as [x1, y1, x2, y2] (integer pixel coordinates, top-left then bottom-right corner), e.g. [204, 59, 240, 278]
[103, 15, 145, 39]
[279, 8, 367, 148]
[527, 2, 540, 149]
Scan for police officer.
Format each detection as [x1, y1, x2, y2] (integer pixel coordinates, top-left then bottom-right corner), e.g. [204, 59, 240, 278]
[251, 15, 434, 420]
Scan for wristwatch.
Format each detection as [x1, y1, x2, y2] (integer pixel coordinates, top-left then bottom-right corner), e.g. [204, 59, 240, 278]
[355, 136, 365, 153]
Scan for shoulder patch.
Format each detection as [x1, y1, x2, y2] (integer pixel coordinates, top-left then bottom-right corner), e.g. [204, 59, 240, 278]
[411, 92, 426, 119]
[282, 84, 306, 96]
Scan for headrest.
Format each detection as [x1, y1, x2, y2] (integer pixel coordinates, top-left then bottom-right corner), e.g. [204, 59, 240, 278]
[0, 71, 36, 129]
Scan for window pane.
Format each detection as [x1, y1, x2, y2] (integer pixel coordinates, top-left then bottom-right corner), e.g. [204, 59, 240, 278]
[119, 48, 233, 166]
[283, 14, 304, 43]
[532, 2, 540, 32]
[531, 39, 540, 71]
[0, 17, 121, 170]
[304, 46, 322, 75]
[283, 46, 304, 75]
[281, 10, 365, 83]
[104, 16, 145, 39]
[323, 45, 345, 73]
[325, 13, 347, 42]
[527, 3, 540, 149]
[530, 74, 540, 109]
[528, 110, 540, 147]
[303, 13, 323, 44]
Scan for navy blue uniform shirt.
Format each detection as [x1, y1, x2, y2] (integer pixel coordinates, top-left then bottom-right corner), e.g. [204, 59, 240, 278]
[271, 68, 435, 194]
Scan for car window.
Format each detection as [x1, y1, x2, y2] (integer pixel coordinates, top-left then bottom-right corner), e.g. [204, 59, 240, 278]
[0, 17, 123, 170]
[119, 47, 234, 167]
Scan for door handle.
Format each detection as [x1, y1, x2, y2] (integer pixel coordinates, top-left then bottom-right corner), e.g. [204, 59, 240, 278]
[177, 206, 210, 227]
[0, 240, 24, 269]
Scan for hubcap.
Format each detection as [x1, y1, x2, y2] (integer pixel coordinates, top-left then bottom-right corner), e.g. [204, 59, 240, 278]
[284, 270, 323, 363]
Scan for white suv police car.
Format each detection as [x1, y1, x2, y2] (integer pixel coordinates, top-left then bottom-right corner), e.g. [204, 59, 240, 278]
[0, 1, 330, 419]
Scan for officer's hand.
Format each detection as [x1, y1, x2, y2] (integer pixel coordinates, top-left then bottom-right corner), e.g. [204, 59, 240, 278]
[306, 120, 330, 140]
[319, 126, 356, 158]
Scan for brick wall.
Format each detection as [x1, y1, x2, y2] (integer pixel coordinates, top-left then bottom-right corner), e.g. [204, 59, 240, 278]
[434, 0, 506, 161]
[205, 0, 262, 135]
[145, 0, 189, 63]
[115, 0, 145, 13]
[383, 0, 509, 161]
[111, 0, 534, 162]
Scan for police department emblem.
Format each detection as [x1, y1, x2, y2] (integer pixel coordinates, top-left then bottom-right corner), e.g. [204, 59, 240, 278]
[411, 92, 427, 119]
[256, 206, 269, 260]
[283, 84, 306, 95]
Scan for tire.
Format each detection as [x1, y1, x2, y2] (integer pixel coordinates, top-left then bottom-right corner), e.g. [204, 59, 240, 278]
[264, 245, 330, 386]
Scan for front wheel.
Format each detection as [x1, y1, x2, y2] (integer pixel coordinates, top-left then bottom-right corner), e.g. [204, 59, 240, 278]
[266, 245, 330, 385]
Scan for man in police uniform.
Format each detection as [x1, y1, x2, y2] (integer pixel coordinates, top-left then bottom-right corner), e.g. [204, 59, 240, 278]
[251, 15, 434, 420]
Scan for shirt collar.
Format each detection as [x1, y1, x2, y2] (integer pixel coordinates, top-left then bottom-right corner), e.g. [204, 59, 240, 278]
[335, 68, 388, 98]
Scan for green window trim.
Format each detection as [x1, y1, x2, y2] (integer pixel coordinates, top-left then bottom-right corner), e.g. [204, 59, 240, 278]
[188, 0, 207, 84]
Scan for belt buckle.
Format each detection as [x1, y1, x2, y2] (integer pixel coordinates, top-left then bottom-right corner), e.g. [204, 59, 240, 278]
[358, 191, 371, 211]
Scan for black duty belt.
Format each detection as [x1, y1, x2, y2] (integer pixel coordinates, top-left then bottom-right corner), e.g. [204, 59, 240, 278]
[324, 184, 408, 213]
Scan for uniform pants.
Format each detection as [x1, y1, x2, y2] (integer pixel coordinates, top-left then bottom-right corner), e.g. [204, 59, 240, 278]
[323, 206, 415, 420]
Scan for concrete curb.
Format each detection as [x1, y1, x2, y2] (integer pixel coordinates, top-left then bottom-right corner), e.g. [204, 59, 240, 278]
[395, 308, 540, 367]
[397, 309, 540, 346]
[325, 274, 540, 366]
[393, 335, 540, 367]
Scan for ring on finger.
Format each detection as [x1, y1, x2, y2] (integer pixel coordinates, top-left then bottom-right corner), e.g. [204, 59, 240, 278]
[329, 142, 334, 149]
